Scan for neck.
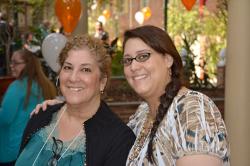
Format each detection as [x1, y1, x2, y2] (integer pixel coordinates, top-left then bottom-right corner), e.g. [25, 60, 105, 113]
[146, 97, 160, 118]
[64, 99, 101, 124]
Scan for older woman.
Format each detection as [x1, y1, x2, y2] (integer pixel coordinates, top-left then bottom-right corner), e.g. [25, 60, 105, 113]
[0, 49, 56, 166]
[15, 35, 135, 166]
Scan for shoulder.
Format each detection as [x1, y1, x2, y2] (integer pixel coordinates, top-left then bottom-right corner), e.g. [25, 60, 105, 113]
[169, 90, 229, 163]
[173, 89, 220, 117]
[127, 102, 148, 124]
[85, 101, 135, 146]
[171, 89, 224, 134]
[20, 103, 64, 153]
[127, 102, 148, 134]
[8, 79, 26, 89]
[87, 101, 134, 136]
[29, 103, 64, 126]
[3, 79, 27, 98]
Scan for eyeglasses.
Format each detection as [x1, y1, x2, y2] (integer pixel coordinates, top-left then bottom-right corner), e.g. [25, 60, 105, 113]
[10, 61, 25, 66]
[121, 52, 151, 66]
[48, 137, 63, 166]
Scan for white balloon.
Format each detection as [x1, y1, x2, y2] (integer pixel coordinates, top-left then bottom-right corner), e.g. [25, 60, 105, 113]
[42, 33, 67, 72]
[135, 11, 144, 25]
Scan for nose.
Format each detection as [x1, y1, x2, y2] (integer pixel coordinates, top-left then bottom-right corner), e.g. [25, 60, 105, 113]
[10, 63, 15, 69]
[69, 70, 80, 82]
[129, 59, 141, 71]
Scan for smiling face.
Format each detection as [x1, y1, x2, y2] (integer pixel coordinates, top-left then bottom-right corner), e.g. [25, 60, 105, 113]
[123, 38, 173, 101]
[10, 52, 26, 78]
[59, 48, 107, 107]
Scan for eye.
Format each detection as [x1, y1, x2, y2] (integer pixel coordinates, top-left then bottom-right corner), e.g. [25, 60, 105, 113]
[81, 68, 91, 72]
[121, 57, 132, 65]
[136, 53, 151, 62]
[62, 65, 72, 70]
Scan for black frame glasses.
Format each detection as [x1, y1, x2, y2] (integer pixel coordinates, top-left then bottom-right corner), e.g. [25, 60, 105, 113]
[48, 137, 63, 166]
[10, 61, 26, 66]
[121, 52, 151, 66]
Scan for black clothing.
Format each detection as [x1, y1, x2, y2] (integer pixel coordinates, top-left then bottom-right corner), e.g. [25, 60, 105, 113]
[19, 101, 135, 166]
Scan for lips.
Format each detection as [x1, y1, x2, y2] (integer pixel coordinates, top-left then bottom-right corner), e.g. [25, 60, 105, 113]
[132, 74, 147, 80]
[68, 87, 83, 92]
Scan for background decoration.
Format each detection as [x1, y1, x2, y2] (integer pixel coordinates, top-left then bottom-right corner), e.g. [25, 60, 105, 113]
[55, 0, 82, 34]
[102, 9, 111, 19]
[181, 0, 196, 11]
[142, 7, 151, 20]
[42, 33, 67, 72]
[135, 11, 144, 25]
[98, 15, 106, 25]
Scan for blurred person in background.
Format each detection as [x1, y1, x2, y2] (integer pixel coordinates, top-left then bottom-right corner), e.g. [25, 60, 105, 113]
[0, 49, 56, 166]
[94, 21, 109, 44]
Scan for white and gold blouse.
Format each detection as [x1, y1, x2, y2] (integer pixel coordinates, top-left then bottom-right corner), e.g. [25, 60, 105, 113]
[126, 90, 230, 166]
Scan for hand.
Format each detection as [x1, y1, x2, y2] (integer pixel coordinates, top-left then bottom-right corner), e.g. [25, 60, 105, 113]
[30, 99, 63, 117]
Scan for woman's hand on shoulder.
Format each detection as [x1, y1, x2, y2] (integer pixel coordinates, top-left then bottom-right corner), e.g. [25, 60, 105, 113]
[30, 99, 63, 117]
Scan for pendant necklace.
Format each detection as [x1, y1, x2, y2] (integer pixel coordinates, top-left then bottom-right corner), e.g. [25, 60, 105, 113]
[32, 105, 69, 166]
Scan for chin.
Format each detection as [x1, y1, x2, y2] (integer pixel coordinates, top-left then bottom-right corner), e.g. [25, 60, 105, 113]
[134, 87, 149, 97]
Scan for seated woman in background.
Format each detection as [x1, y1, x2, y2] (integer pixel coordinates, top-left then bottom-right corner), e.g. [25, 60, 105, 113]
[15, 35, 135, 166]
[0, 49, 56, 166]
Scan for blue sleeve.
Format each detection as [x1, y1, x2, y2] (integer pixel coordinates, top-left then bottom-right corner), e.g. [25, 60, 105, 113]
[0, 81, 25, 126]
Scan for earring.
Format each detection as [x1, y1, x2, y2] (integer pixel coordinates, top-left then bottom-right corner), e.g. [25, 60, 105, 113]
[56, 76, 60, 87]
[100, 90, 104, 94]
[168, 68, 172, 77]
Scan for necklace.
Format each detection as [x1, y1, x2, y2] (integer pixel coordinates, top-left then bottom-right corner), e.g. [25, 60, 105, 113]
[57, 129, 83, 162]
[32, 105, 84, 166]
[127, 112, 154, 164]
[32, 106, 66, 166]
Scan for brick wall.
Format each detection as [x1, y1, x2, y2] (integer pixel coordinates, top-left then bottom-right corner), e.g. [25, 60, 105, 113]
[106, 78, 225, 123]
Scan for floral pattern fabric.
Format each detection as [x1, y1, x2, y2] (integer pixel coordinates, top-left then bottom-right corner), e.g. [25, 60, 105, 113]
[126, 90, 230, 166]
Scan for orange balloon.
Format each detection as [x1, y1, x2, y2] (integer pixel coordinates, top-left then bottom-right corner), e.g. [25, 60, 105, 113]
[181, 0, 196, 11]
[102, 9, 111, 19]
[141, 7, 151, 20]
[55, 0, 82, 34]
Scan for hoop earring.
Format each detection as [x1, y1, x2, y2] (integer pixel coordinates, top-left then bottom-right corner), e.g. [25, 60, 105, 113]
[56, 76, 60, 87]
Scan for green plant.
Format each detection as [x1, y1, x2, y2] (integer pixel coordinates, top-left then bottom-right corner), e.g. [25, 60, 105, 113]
[111, 48, 123, 76]
[167, 0, 227, 88]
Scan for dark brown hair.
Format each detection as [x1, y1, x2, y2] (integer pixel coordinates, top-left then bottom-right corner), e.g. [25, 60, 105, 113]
[14, 49, 56, 108]
[123, 25, 183, 163]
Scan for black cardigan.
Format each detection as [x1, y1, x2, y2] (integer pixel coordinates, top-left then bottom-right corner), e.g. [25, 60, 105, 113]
[19, 101, 136, 166]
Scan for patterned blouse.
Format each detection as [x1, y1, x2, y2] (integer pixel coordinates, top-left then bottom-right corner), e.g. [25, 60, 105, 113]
[126, 90, 230, 166]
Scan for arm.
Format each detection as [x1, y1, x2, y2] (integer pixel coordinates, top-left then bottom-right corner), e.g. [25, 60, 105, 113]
[176, 154, 222, 166]
[0, 81, 23, 126]
[172, 92, 229, 165]
[30, 98, 63, 116]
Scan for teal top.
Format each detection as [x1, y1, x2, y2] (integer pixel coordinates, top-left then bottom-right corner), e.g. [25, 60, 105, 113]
[0, 77, 44, 162]
[16, 112, 86, 166]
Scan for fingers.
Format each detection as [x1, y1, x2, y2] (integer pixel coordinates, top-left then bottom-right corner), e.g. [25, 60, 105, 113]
[30, 103, 42, 117]
[30, 99, 63, 118]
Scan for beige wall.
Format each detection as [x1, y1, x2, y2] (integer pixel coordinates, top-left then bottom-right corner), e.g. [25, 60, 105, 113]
[225, 0, 250, 165]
